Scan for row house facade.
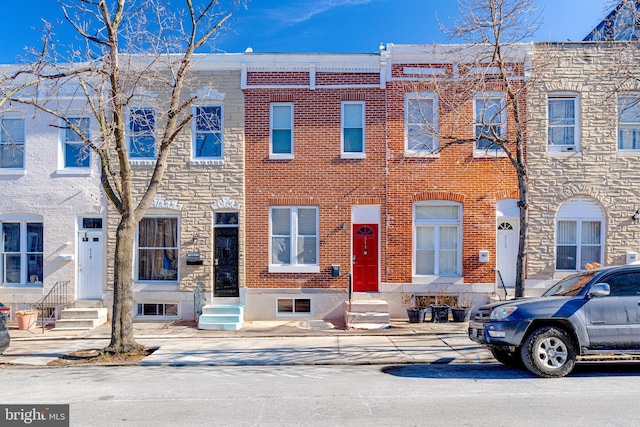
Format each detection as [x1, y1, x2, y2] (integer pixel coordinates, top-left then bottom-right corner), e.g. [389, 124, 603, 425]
[3, 39, 639, 327]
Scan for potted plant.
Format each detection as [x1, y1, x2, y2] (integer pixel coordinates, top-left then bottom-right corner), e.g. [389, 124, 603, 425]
[402, 294, 428, 323]
[451, 295, 471, 322]
[430, 290, 453, 323]
[16, 309, 39, 330]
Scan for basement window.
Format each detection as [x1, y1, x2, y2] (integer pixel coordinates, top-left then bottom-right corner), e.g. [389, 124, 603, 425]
[277, 298, 311, 315]
[135, 303, 179, 319]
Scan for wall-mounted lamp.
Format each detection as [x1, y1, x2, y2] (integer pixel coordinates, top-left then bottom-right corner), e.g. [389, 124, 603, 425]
[633, 209, 640, 222]
[192, 235, 199, 244]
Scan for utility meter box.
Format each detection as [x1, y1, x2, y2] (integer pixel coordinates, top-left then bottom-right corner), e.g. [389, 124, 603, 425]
[626, 252, 638, 264]
[479, 250, 490, 263]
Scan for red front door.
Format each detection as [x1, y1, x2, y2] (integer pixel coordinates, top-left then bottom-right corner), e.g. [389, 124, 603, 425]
[352, 224, 378, 292]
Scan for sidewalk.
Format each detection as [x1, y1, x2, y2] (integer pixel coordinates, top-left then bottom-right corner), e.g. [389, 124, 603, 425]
[0, 320, 494, 367]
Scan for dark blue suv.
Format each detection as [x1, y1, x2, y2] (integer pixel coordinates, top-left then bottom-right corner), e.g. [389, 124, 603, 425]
[469, 265, 640, 377]
[0, 306, 10, 355]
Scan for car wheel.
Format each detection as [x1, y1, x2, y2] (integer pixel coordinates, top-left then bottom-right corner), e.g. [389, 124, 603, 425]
[490, 347, 524, 368]
[521, 326, 576, 378]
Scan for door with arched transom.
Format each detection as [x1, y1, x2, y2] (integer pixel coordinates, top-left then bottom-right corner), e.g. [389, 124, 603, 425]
[352, 224, 378, 292]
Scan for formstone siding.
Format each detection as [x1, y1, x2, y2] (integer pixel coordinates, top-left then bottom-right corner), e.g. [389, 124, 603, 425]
[527, 42, 640, 283]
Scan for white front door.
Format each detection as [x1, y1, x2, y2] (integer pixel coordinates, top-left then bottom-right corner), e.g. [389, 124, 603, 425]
[77, 230, 103, 299]
[496, 219, 519, 288]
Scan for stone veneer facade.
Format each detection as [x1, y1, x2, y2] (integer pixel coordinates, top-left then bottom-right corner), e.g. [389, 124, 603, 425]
[526, 42, 640, 290]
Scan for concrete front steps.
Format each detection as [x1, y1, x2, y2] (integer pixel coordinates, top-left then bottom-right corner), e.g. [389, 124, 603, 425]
[345, 297, 390, 330]
[54, 301, 108, 330]
[198, 304, 244, 331]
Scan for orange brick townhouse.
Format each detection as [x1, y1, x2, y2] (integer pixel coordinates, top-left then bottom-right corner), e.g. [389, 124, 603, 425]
[240, 45, 526, 326]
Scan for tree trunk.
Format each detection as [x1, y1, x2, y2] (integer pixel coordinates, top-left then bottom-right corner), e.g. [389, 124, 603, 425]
[105, 214, 142, 354]
[515, 170, 528, 298]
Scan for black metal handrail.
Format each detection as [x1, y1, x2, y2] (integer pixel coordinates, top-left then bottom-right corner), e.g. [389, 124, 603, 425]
[494, 270, 509, 301]
[35, 280, 72, 333]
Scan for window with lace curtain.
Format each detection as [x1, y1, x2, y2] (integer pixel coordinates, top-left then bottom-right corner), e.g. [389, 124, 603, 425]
[137, 217, 178, 281]
[556, 197, 604, 271]
[414, 202, 461, 276]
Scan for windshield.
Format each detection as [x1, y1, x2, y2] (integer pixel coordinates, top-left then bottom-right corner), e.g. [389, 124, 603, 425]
[543, 271, 598, 297]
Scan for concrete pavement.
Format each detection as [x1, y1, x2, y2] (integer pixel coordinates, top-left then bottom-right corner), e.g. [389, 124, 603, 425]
[0, 319, 494, 367]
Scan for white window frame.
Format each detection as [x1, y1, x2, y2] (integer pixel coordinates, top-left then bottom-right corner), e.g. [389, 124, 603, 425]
[192, 105, 224, 162]
[473, 93, 506, 157]
[134, 302, 179, 319]
[269, 206, 319, 273]
[0, 215, 44, 286]
[404, 92, 438, 156]
[555, 219, 604, 271]
[276, 298, 313, 316]
[617, 93, 640, 152]
[270, 102, 294, 160]
[413, 201, 462, 279]
[341, 101, 365, 159]
[60, 116, 91, 173]
[127, 107, 157, 162]
[135, 214, 180, 284]
[0, 115, 25, 173]
[547, 93, 580, 153]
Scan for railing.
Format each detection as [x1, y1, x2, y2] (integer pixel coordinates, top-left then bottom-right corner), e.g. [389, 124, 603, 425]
[494, 270, 509, 301]
[36, 280, 72, 333]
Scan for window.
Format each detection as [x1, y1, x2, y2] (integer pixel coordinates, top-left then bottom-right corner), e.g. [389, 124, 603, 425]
[128, 108, 156, 159]
[548, 95, 579, 151]
[414, 202, 461, 276]
[605, 273, 640, 297]
[556, 197, 604, 271]
[0, 117, 25, 169]
[405, 93, 438, 154]
[475, 95, 505, 154]
[270, 207, 319, 273]
[277, 298, 311, 314]
[341, 101, 365, 158]
[137, 217, 178, 281]
[1, 220, 43, 285]
[193, 106, 223, 159]
[135, 303, 178, 318]
[270, 103, 293, 158]
[63, 117, 90, 168]
[618, 94, 640, 150]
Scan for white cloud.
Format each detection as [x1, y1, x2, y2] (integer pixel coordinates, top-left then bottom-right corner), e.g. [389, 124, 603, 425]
[263, 0, 377, 26]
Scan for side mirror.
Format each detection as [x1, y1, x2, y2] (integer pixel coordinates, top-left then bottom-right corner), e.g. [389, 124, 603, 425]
[588, 283, 610, 298]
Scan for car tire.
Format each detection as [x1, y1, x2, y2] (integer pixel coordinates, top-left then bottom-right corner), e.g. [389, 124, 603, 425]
[490, 347, 524, 369]
[521, 326, 576, 378]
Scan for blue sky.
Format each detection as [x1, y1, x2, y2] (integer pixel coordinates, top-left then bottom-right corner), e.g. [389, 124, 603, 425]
[0, 0, 613, 63]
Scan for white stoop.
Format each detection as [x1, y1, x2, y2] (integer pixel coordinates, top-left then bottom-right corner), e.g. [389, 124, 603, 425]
[198, 304, 244, 331]
[54, 301, 108, 330]
[345, 299, 390, 330]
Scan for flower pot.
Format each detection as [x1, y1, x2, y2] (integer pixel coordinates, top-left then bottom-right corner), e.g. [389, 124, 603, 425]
[430, 304, 449, 323]
[16, 310, 38, 330]
[451, 308, 469, 322]
[406, 308, 426, 323]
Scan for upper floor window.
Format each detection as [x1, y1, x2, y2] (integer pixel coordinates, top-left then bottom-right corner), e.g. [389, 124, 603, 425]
[1, 218, 43, 285]
[128, 108, 156, 159]
[270, 103, 294, 159]
[618, 94, 640, 150]
[270, 206, 319, 273]
[341, 101, 365, 159]
[63, 117, 90, 168]
[405, 93, 438, 154]
[0, 117, 25, 169]
[548, 95, 579, 152]
[414, 202, 461, 276]
[474, 95, 506, 155]
[193, 106, 223, 159]
[137, 216, 178, 282]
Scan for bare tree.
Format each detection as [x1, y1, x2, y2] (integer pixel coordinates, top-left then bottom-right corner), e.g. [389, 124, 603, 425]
[8, 0, 241, 354]
[402, 0, 543, 298]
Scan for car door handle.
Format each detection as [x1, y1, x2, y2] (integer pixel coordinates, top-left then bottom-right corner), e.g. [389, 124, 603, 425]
[590, 320, 606, 324]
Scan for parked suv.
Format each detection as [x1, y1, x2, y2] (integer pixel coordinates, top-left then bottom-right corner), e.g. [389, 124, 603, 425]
[0, 306, 10, 355]
[469, 265, 640, 377]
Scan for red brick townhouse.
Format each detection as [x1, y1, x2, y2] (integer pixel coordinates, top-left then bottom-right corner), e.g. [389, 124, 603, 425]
[242, 53, 387, 325]
[382, 44, 527, 318]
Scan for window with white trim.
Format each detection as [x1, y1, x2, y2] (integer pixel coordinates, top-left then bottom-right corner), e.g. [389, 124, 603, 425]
[414, 202, 461, 276]
[1, 219, 43, 285]
[405, 93, 438, 154]
[137, 216, 179, 281]
[474, 95, 506, 154]
[135, 303, 178, 318]
[618, 93, 640, 150]
[341, 101, 365, 158]
[0, 117, 25, 169]
[277, 298, 311, 314]
[128, 108, 156, 159]
[270, 103, 293, 159]
[193, 106, 223, 159]
[548, 95, 579, 152]
[556, 197, 604, 271]
[270, 207, 319, 273]
[63, 117, 90, 168]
